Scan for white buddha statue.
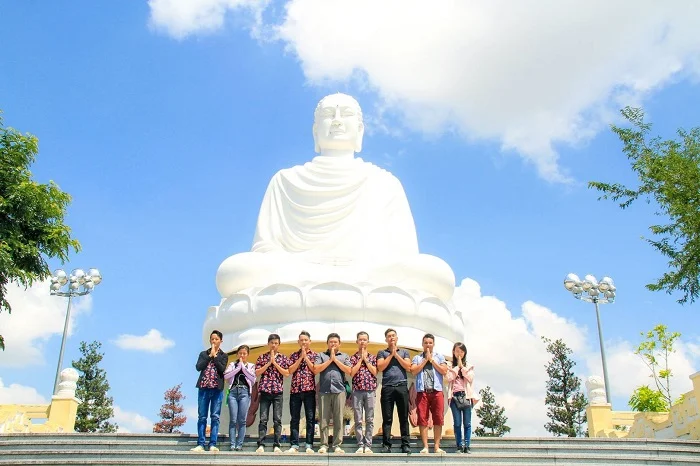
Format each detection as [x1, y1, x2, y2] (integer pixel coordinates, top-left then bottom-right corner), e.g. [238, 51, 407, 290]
[205, 93, 463, 353]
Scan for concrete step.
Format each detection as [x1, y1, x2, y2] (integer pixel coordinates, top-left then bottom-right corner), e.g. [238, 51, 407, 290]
[2, 439, 700, 457]
[0, 450, 699, 466]
[1, 434, 699, 466]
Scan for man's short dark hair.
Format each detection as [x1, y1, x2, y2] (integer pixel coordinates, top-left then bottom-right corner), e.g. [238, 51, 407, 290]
[327, 332, 341, 343]
[268, 333, 281, 343]
[384, 328, 397, 337]
[357, 331, 369, 340]
[422, 333, 435, 342]
[299, 330, 311, 338]
[210, 330, 223, 340]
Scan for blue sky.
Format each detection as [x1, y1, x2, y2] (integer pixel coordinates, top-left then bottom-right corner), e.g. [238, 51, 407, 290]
[1, 1, 699, 435]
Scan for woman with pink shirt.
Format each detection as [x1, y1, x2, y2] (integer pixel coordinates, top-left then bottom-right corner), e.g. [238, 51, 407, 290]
[224, 345, 256, 451]
[446, 342, 477, 454]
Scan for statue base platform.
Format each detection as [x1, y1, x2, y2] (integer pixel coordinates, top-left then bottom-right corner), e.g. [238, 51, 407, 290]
[203, 281, 464, 355]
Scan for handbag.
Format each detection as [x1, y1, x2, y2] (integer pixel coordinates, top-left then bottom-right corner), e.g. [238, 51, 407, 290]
[453, 391, 471, 410]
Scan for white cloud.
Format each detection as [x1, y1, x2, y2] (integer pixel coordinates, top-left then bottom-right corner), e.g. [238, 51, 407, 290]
[148, 0, 269, 39]
[113, 406, 154, 433]
[150, 0, 700, 181]
[454, 278, 589, 435]
[0, 379, 48, 405]
[275, 0, 700, 182]
[589, 338, 700, 402]
[453, 278, 700, 435]
[0, 280, 92, 367]
[112, 329, 175, 353]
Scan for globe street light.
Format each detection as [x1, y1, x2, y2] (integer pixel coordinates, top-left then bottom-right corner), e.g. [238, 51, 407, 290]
[50, 268, 102, 395]
[564, 273, 616, 404]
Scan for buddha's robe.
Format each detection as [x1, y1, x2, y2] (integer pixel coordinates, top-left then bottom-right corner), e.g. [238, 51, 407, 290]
[215, 156, 455, 301]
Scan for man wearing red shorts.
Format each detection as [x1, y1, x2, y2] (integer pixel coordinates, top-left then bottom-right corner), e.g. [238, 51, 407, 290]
[410, 333, 448, 454]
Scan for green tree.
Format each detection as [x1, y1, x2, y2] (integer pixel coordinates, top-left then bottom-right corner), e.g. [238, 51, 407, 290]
[635, 324, 681, 411]
[628, 385, 667, 412]
[474, 386, 511, 437]
[543, 337, 587, 437]
[0, 111, 80, 350]
[153, 383, 187, 433]
[73, 341, 117, 433]
[589, 107, 700, 304]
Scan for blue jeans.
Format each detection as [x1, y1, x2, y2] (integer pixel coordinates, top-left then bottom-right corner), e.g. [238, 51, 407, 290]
[197, 388, 223, 447]
[450, 398, 472, 448]
[228, 386, 251, 449]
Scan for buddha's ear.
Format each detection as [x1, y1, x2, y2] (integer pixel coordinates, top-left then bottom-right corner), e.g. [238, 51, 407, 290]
[355, 122, 365, 153]
[313, 123, 320, 153]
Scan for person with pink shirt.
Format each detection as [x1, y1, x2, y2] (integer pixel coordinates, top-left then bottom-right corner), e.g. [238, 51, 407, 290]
[446, 342, 478, 454]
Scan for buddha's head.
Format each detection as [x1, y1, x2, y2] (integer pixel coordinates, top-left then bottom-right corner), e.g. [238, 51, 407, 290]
[313, 93, 364, 154]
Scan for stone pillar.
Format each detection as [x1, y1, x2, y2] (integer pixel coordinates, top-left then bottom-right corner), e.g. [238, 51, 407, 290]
[586, 404, 613, 438]
[47, 368, 80, 432]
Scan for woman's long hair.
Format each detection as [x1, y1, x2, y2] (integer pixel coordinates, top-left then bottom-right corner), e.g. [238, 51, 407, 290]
[452, 342, 467, 369]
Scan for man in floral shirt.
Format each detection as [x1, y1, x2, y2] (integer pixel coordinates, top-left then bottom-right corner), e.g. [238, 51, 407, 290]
[286, 330, 318, 454]
[350, 331, 378, 453]
[254, 333, 289, 453]
[192, 330, 228, 452]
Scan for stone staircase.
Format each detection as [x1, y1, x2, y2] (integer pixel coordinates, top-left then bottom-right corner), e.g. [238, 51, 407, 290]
[1, 433, 700, 465]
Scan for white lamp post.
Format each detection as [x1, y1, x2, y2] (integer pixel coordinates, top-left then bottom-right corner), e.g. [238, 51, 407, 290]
[50, 268, 102, 395]
[563, 273, 616, 404]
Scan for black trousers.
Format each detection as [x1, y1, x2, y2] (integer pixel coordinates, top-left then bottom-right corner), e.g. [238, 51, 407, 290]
[289, 390, 316, 447]
[380, 384, 410, 448]
[257, 392, 283, 447]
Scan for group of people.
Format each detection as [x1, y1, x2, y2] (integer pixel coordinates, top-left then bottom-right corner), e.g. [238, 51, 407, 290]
[192, 328, 477, 455]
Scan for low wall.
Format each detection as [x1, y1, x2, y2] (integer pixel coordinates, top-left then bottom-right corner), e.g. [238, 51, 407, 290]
[587, 371, 700, 439]
[0, 369, 80, 434]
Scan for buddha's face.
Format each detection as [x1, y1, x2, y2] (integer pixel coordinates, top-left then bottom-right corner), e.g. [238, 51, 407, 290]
[313, 93, 364, 153]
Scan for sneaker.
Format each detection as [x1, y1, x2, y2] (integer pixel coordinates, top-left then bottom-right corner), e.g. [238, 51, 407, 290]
[466, 446, 472, 454]
[256, 445, 264, 453]
[305, 447, 315, 454]
[420, 447, 429, 454]
[380, 445, 391, 453]
[209, 446, 219, 453]
[364, 447, 373, 454]
[317, 446, 328, 454]
[286, 446, 299, 453]
[334, 446, 345, 454]
[230, 446, 236, 452]
[273, 446, 283, 453]
[434, 448, 445, 454]
[190, 445, 205, 452]
[355, 447, 364, 454]
[401, 446, 411, 454]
